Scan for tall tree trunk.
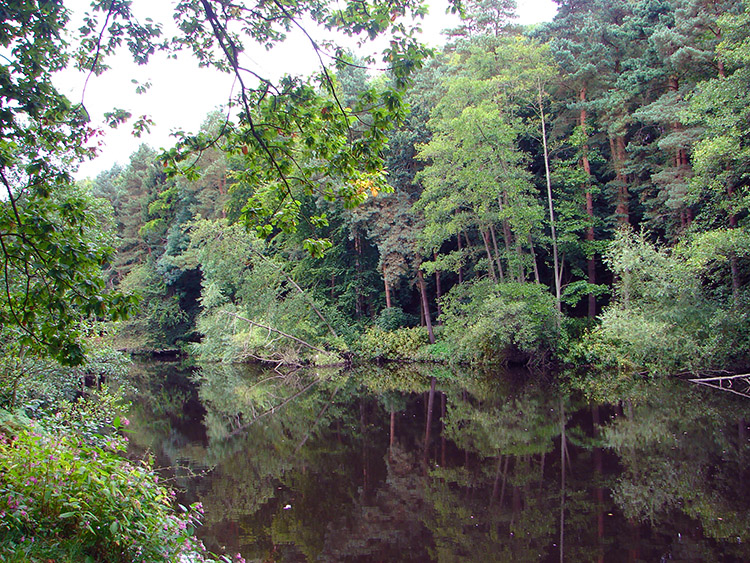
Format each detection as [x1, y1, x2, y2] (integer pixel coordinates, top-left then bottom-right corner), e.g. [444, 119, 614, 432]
[540, 84, 561, 314]
[434, 251, 442, 321]
[417, 269, 435, 344]
[383, 264, 392, 309]
[482, 228, 498, 282]
[580, 87, 597, 318]
[528, 233, 541, 284]
[610, 133, 630, 225]
[490, 224, 505, 282]
[515, 238, 526, 283]
[498, 194, 515, 278]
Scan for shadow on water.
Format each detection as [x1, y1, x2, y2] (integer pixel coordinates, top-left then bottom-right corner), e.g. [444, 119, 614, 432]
[127, 360, 750, 562]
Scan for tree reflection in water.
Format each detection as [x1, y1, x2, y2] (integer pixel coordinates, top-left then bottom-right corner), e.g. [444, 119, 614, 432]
[127, 361, 750, 562]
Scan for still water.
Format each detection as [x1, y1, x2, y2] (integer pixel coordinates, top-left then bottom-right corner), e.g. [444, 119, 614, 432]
[127, 360, 750, 562]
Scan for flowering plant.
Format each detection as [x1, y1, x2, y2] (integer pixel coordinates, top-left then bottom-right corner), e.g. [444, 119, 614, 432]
[0, 418, 239, 562]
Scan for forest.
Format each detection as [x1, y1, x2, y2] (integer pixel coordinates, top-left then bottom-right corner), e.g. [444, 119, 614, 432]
[94, 0, 750, 377]
[2, 0, 750, 560]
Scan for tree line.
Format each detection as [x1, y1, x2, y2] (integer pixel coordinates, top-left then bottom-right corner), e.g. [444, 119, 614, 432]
[86, 0, 750, 375]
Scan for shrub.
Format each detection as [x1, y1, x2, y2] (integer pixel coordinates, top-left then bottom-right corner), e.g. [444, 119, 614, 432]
[0, 338, 131, 411]
[439, 281, 561, 365]
[573, 229, 750, 377]
[355, 326, 430, 361]
[374, 307, 417, 331]
[0, 416, 223, 563]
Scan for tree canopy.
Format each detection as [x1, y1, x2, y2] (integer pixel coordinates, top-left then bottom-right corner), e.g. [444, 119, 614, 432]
[0, 0, 456, 363]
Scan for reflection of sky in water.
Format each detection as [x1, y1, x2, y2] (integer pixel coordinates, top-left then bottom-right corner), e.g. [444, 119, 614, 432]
[128, 360, 750, 562]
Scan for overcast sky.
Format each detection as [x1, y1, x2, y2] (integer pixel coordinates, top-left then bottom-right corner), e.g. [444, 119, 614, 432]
[56, 0, 557, 180]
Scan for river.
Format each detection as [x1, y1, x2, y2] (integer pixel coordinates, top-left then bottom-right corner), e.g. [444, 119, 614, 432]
[125, 359, 750, 562]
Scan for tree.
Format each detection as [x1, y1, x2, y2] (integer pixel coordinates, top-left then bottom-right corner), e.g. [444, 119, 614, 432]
[0, 0, 450, 363]
[539, 0, 616, 317]
[417, 36, 544, 286]
[0, 2, 144, 363]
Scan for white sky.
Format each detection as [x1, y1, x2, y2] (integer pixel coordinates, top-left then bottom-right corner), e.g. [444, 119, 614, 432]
[56, 0, 557, 179]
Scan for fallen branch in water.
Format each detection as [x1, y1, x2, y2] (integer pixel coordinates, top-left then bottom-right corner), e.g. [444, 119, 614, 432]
[251, 249, 339, 339]
[687, 372, 750, 399]
[222, 310, 329, 356]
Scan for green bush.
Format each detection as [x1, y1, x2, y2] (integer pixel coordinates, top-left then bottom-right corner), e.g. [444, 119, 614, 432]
[355, 326, 430, 361]
[439, 281, 562, 365]
[374, 307, 417, 331]
[0, 415, 226, 563]
[0, 338, 132, 411]
[572, 229, 750, 378]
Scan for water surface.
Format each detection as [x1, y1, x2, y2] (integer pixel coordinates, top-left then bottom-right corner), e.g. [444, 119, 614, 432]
[127, 360, 750, 562]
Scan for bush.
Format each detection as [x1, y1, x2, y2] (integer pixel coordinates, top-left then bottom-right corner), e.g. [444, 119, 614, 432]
[0, 338, 131, 411]
[572, 229, 750, 377]
[355, 326, 431, 361]
[439, 281, 562, 365]
[374, 307, 417, 331]
[0, 413, 225, 563]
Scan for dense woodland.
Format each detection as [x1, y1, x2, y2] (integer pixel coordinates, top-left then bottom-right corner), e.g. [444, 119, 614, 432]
[2, 0, 750, 560]
[89, 0, 750, 377]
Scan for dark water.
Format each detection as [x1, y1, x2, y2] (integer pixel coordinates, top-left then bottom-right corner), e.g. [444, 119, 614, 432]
[126, 360, 750, 562]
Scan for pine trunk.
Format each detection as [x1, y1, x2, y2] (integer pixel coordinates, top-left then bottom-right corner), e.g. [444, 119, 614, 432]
[580, 87, 597, 318]
[610, 133, 629, 225]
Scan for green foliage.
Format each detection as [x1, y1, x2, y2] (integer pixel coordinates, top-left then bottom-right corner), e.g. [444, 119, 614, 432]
[355, 326, 430, 361]
[686, 1, 750, 228]
[573, 308, 694, 377]
[374, 307, 417, 331]
[0, 181, 136, 365]
[1, 0, 447, 366]
[0, 414, 219, 562]
[575, 228, 750, 376]
[415, 35, 550, 284]
[0, 4, 146, 365]
[0, 337, 131, 411]
[185, 219, 344, 364]
[440, 280, 562, 364]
